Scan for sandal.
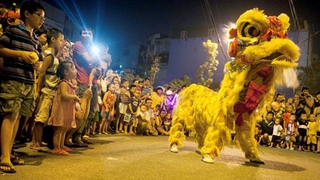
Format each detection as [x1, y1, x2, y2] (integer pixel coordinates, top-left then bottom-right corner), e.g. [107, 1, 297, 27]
[0, 162, 16, 173]
[51, 149, 69, 156]
[62, 146, 72, 153]
[10, 156, 24, 165]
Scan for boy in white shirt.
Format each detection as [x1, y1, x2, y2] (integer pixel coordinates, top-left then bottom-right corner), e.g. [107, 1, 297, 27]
[269, 117, 283, 148]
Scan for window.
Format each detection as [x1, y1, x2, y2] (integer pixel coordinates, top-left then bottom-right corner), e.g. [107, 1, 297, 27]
[208, 29, 215, 37]
[180, 31, 187, 38]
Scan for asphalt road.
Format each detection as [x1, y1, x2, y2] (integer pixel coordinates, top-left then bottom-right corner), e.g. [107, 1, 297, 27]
[2, 134, 320, 180]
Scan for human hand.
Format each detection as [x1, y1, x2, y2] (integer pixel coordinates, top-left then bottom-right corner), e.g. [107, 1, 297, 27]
[74, 95, 81, 102]
[32, 61, 42, 70]
[19, 51, 39, 64]
[83, 88, 93, 99]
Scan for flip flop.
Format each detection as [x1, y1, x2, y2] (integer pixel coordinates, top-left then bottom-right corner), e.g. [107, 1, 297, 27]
[51, 149, 69, 156]
[10, 156, 24, 165]
[62, 146, 73, 153]
[0, 162, 16, 173]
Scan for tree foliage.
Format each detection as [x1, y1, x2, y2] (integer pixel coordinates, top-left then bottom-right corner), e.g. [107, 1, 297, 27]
[149, 55, 161, 86]
[121, 69, 142, 84]
[298, 58, 320, 94]
[196, 39, 219, 88]
[138, 51, 161, 86]
[165, 75, 192, 91]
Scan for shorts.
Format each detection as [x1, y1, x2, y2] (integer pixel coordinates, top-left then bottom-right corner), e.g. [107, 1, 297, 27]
[285, 135, 296, 142]
[130, 115, 136, 124]
[93, 111, 100, 122]
[88, 111, 100, 122]
[34, 93, 54, 123]
[101, 110, 114, 121]
[271, 135, 281, 143]
[307, 134, 317, 144]
[101, 111, 109, 119]
[0, 80, 35, 117]
[123, 113, 131, 123]
[119, 103, 128, 114]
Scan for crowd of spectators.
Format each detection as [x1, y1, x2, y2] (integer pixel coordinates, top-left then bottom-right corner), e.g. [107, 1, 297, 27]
[0, 1, 320, 174]
[0, 1, 181, 174]
[256, 88, 320, 153]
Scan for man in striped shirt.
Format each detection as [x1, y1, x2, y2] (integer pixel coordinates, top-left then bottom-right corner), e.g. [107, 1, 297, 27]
[0, 1, 45, 173]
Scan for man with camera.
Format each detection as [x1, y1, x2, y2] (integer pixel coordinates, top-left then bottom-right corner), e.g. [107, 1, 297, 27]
[295, 87, 314, 117]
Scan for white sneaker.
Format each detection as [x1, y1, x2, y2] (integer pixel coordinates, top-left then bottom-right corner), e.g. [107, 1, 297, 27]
[201, 154, 214, 164]
[170, 144, 178, 153]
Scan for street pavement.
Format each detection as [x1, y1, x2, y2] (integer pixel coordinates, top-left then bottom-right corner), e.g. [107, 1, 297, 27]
[2, 134, 320, 180]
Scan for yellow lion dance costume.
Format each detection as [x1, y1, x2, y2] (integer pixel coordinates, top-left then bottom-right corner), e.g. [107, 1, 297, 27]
[168, 8, 300, 164]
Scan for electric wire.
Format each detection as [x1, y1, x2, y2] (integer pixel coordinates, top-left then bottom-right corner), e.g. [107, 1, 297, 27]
[203, 0, 228, 62]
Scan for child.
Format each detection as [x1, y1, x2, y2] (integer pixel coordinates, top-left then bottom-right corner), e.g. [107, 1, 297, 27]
[86, 61, 104, 136]
[47, 61, 80, 155]
[64, 86, 92, 147]
[269, 117, 283, 148]
[285, 114, 298, 150]
[92, 88, 103, 135]
[283, 104, 294, 128]
[144, 98, 158, 136]
[164, 113, 172, 133]
[59, 39, 72, 62]
[136, 104, 151, 135]
[31, 28, 64, 150]
[115, 79, 130, 133]
[306, 114, 317, 151]
[155, 110, 170, 135]
[297, 112, 308, 151]
[0, 1, 45, 173]
[99, 83, 116, 134]
[316, 115, 320, 153]
[126, 89, 141, 135]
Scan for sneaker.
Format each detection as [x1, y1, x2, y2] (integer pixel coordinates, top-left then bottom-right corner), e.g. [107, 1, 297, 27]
[170, 144, 178, 153]
[82, 139, 93, 144]
[82, 135, 89, 139]
[201, 154, 214, 164]
[290, 147, 294, 150]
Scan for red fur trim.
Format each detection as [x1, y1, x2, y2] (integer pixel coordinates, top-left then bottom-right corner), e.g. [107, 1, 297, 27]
[228, 38, 238, 57]
[229, 28, 237, 39]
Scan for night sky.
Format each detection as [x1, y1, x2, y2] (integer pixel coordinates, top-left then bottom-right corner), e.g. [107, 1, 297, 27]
[49, 0, 320, 48]
[3, 0, 318, 52]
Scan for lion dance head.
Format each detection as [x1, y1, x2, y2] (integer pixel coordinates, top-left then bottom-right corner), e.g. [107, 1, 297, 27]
[228, 8, 299, 68]
[226, 8, 300, 91]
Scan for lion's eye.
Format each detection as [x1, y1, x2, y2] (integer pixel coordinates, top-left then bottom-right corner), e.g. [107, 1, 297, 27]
[248, 27, 260, 37]
[241, 22, 261, 38]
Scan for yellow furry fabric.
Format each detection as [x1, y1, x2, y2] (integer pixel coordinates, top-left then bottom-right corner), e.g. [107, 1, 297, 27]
[169, 8, 300, 161]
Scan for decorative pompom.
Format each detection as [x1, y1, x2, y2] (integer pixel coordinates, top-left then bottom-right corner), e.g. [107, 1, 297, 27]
[229, 28, 237, 39]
